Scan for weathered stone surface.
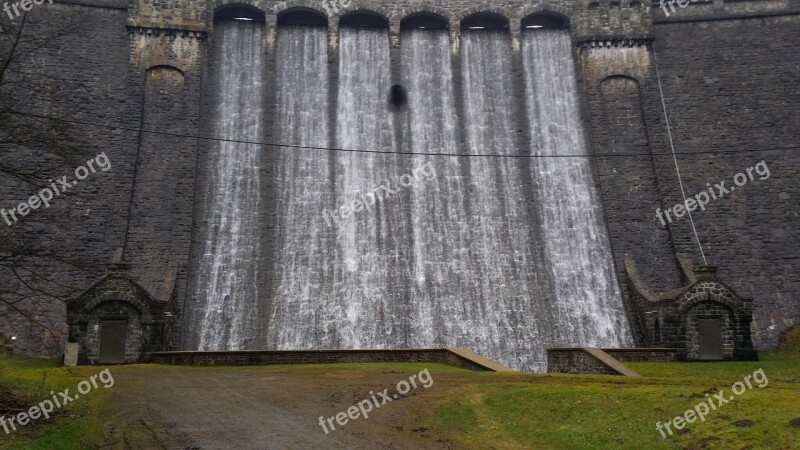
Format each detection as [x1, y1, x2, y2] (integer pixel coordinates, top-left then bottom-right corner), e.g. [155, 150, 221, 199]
[0, 0, 796, 359]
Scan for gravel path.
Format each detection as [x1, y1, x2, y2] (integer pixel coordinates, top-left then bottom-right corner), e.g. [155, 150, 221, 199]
[100, 364, 459, 449]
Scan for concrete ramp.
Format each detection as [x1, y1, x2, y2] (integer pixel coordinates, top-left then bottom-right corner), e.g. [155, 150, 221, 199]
[583, 348, 641, 377]
[447, 347, 516, 372]
[547, 347, 642, 376]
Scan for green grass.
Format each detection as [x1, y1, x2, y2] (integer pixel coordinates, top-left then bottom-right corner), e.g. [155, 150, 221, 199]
[0, 352, 111, 450]
[428, 349, 800, 449]
[2, 330, 798, 449]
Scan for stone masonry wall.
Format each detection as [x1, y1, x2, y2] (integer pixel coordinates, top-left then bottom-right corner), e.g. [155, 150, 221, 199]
[151, 349, 493, 370]
[0, 0, 797, 358]
[547, 349, 621, 375]
[0, 3, 143, 357]
[648, 11, 800, 349]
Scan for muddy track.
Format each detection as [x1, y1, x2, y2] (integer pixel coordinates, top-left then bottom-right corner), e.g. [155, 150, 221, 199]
[101, 366, 461, 449]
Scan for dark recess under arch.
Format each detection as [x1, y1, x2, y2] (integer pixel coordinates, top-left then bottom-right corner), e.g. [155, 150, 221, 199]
[460, 12, 508, 30]
[522, 13, 570, 30]
[401, 13, 448, 30]
[277, 9, 328, 27]
[340, 11, 389, 28]
[215, 4, 266, 22]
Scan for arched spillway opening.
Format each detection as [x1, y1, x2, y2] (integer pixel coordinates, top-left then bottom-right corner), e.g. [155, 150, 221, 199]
[460, 12, 509, 30]
[521, 12, 633, 347]
[339, 10, 389, 28]
[276, 8, 328, 27]
[214, 3, 266, 22]
[521, 12, 569, 30]
[400, 12, 448, 30]
[184, 5, 267, 351]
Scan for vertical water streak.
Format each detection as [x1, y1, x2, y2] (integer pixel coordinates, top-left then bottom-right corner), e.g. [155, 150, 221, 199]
[523, 29, 633, 346]
[402, 29, 473, 347]
[193, 20, 265, 350]
[460, 30, 548, 370]
[268, 25, 334, 348]
[333, 27, 408, 348]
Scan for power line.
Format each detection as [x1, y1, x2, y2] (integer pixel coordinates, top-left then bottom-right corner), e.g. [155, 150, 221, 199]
[9, 109, 796, 160]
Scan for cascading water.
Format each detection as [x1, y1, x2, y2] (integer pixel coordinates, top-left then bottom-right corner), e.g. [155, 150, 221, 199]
[270, 26, 413, 349]
[268, 24, 335, 348]
[458, 30, 550, 370]
[401, 29, 477, 347]
[523, 28, 633, 347]
[332, 26, 413, 348]
[189, 20, 265, 350]
[189, 21, 634, 371]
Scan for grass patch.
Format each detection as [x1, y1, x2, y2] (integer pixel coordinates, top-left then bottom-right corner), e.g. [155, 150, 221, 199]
[0, 352, 111, 450]
[774, 325, 800, 358]
[429, 351, 800, 449]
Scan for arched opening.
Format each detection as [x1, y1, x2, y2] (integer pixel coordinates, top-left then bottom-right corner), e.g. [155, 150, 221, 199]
[522, 12, 569, 30]
[145, 65, 184, 90]
[339, 11, 389, 28]
[460, 12, 508, 30]
[400, 12, 448, 30]
[277, 8, 328, 27]
[214, 4, 266, 22]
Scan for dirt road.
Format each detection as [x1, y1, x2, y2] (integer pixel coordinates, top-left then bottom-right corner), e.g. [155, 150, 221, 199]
[101, 364, 464, 450]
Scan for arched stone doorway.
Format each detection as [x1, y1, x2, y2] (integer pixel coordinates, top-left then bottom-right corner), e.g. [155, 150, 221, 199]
[67, 263, 165, 364]
[625, 259, 758, 361]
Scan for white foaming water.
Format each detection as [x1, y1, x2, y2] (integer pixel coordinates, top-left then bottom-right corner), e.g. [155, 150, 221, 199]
[459, 30, 549, 371]
[402, 29, 475, 348]
[330, 27, 410, 348]
[191, 25, 634, 371]
[269, 24, 335, 348]
[523, 29, 633, 347]
[192, 20, 264, 350]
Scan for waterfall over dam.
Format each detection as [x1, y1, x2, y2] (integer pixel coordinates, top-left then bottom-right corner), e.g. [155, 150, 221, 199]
[184, 18, 633, 372]
[185, 20, 266, 351]
[523, 29, 632, 348]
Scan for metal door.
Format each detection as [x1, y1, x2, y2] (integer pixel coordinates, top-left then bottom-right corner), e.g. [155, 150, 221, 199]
[697, 319, 723, 360]
[99, 320, 127, 364]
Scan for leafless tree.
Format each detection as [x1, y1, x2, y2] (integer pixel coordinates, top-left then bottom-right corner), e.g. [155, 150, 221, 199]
[0, 12, 98, 357]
